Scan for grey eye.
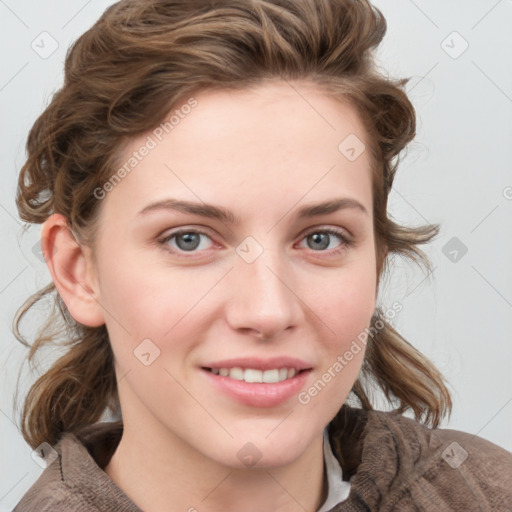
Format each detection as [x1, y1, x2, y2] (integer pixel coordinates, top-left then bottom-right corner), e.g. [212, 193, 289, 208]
[307, 232, 331, 250]
[175, 232, 202, 251]
[298, 228, 349, 253]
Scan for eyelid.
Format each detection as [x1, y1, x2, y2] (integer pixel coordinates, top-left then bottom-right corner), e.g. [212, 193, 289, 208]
[300, 225, 351, 240]
[160, 226, 212, 237]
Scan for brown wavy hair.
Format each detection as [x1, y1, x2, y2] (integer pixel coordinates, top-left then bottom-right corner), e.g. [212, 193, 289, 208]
[14, 0, 452, 450]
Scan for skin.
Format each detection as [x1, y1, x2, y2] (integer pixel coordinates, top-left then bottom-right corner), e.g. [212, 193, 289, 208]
[43, 80, 380, 512]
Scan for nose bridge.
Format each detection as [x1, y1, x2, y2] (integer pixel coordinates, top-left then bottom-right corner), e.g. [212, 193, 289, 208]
[226, 241, 302, 337]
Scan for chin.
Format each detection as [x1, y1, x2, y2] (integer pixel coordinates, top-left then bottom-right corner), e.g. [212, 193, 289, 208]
[208, 429, 313, 470]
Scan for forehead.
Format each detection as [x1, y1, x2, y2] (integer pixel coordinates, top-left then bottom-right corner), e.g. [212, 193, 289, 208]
[174, 81, 369, 160]
[101, 80, 373, 221]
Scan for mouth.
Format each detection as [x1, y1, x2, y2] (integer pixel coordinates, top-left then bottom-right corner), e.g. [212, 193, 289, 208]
[200, 365, 313, 407]
[201, 366, 311, 384]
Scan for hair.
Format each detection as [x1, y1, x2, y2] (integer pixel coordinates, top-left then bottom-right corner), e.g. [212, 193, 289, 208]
[14, 0, 452, 450]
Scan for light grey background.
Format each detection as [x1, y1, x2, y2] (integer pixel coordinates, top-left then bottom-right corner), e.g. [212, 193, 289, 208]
[1, 0, 511, 509]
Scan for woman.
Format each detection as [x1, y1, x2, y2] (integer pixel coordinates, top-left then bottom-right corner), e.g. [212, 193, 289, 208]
[13, 0, 512, 510]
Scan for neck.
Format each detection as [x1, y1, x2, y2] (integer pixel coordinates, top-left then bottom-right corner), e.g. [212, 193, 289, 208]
[104, 418, 328, 512]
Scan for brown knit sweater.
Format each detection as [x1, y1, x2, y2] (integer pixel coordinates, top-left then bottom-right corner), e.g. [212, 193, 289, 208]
[14, 406, 512, 511]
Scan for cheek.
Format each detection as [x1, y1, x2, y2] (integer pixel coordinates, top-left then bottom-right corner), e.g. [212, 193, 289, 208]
[322, 251, 377, 333]
[94, 250, 210, 368]
[313, 256, 377, 375]
[296, 270, 375, 418]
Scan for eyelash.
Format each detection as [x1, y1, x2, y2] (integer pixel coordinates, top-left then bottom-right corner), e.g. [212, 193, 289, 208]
[157, 227, 353, 258]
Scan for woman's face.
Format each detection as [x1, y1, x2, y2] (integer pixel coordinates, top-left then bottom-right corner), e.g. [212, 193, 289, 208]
[89, 81, 378, 468]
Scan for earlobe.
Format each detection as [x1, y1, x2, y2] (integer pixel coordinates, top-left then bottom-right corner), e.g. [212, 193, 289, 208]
[41, 213, 105, 327]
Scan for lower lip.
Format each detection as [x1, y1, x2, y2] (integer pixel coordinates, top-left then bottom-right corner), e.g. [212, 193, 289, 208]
[200, 368, 312, 408]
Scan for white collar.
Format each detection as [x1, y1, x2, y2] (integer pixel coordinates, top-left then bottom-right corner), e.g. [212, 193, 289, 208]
[316, 427, 351, 511]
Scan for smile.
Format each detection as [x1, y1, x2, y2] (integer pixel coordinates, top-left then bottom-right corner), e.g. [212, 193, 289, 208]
[201, 366, 312, 407]
[203, 367, 307, 383]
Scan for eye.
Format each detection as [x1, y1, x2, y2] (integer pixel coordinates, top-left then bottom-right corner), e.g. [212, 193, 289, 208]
[157, 226, 353, 257]
[158, 229, 214, 254]
[298, 228, 352, 254]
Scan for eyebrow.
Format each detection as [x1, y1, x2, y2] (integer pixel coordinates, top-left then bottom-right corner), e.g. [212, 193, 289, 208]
[137, 197, 368, 223]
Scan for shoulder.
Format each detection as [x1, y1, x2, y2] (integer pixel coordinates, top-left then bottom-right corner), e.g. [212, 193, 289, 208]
[13, 433, 97, 511]
[329, 406, 512, 511]
[13, 421, 140, 512]
[366, 408, 512, 477]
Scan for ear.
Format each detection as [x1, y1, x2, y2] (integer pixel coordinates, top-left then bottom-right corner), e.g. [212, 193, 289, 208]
[41, 213, 105, 327]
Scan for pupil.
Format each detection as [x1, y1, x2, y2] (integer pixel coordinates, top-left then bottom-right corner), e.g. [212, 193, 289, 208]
[309, 233, 329, 250]
[177, 232, 200, 251]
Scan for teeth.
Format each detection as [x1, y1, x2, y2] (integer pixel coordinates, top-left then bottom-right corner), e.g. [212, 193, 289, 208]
[209, 367, 300, 383]
[229, 367, 244, 381]
[244, 368, 264, 383]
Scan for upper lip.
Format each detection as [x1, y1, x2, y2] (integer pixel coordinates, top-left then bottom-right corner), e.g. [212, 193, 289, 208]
[201, 357, 313, 371]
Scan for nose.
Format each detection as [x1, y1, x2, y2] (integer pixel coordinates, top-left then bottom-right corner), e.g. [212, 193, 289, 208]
[225, 248, 304, 340]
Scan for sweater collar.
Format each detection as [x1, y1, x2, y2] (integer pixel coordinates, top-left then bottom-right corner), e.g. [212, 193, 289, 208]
[60, 421, 141, 511]
[317, 426, 351, 511]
